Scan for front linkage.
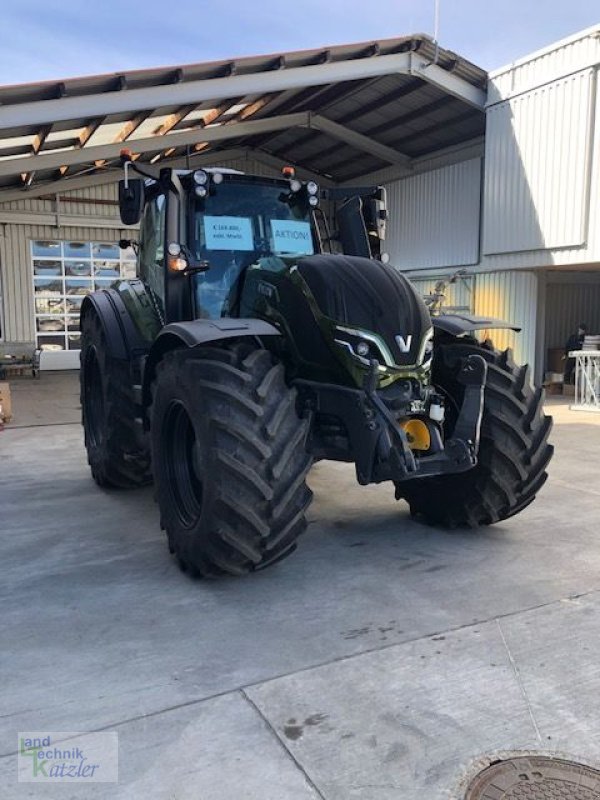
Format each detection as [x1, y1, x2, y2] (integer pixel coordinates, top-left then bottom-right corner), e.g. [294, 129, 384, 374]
[295, 354, 488, 487]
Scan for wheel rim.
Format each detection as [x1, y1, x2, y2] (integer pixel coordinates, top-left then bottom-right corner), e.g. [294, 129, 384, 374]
[83, 347, 105, 448]
[162, 401, 204, 528]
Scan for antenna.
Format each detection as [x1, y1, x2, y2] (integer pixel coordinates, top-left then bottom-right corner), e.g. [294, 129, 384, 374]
[433, 0, 440, 64]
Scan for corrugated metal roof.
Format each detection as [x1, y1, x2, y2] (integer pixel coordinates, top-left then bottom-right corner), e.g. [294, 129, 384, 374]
[0, 33, 487, 195]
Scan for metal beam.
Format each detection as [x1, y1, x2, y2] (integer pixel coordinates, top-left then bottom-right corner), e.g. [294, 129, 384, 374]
[325, 108, 480, 175]
[339, 136, 485, 185]
[408, 55, 486, 109]
[310, 114, 411, 166]
[0, 110, 414, 179]
[242, 75, 389, 152]
[0, 113, 311, 177]
[289, 95, 453, 170]
[0, 53, 418, 130]
[0, 148, 253, 201]
[0, 208, 128, 229]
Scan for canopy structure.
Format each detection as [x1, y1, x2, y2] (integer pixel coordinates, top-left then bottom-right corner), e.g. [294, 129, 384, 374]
[0, 34, 487, 199]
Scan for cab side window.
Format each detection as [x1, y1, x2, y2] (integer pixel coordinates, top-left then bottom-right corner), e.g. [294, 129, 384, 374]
[139, 194, 166, 308]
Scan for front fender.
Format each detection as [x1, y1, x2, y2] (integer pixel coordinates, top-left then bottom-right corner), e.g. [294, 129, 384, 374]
[81, 286, 151, 361]
[433, 313, 521, 337]
[141, 318, 281, 409]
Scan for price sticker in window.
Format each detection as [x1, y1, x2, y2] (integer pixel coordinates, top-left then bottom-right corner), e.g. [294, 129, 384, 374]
[204, 216, 254, 251]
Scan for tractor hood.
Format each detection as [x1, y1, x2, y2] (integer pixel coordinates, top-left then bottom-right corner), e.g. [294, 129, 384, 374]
[296, 254, 432, 370]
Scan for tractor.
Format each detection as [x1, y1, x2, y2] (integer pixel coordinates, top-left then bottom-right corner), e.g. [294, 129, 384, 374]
[79, 153, 553, 577]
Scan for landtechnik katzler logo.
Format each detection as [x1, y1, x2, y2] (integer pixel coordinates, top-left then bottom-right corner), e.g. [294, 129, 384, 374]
[18, 732, 118, 783]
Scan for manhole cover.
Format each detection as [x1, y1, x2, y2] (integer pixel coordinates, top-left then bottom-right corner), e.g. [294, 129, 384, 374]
[465, 756, 600, 800]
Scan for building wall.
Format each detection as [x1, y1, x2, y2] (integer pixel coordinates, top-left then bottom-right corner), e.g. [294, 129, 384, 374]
[480, 25, 600, 270]
[473, 270, 538, 369]
[384, 158, 481, 270]
[0, 182, 131, 350]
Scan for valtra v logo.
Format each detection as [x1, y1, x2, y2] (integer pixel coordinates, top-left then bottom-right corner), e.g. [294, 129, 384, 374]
[395, 334, 413, 353]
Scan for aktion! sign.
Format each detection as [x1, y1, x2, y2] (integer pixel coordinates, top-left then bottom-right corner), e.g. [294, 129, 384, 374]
[270, 220, 314, 255]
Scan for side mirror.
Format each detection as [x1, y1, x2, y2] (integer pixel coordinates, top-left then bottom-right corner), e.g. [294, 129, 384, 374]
[118, 179, 145, 226]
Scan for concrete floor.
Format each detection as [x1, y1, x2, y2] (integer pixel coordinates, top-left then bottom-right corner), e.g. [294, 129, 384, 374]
[1, 373, 600, 799]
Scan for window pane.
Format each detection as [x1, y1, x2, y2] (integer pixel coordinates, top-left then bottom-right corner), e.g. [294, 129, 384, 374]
[33, 259, 62, 276]
[64, 241, 91, 259]
[37, 335, 65, 350]
[65, 296, 84, 315]
[67, 333, 81, 350]
[32, 240, 62, 258]
[34, 278, 62, 295]
[37, 316, 65, 333]
[66, 317, 80, 332]
[121, 245, 137, 261]
[35, 298, 64, 315]
[93, 243, 120, 260]
[65, 278, 93, 295]
[65, 260, 91, 277]
[94, 260, 120, 278]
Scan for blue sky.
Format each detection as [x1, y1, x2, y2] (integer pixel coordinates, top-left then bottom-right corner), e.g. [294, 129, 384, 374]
[0, 1, 598, 86]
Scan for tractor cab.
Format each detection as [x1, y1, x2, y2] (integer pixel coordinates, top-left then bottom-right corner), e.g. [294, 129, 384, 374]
[118, 155, 387, 325]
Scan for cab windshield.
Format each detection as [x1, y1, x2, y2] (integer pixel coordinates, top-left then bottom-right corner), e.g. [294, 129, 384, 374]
[190, 180, 316, 319]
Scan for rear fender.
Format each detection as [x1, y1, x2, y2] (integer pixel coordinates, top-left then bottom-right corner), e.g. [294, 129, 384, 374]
[141, 318, 281, 410]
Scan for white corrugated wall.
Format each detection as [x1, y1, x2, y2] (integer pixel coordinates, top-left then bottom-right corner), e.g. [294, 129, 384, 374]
[472, 271, 538, 368]
[481, 25, 600, 269]
[385, 158, 481, 270]
[0, 181, 120, 215]
[488, 24, 600, 104]
[483, 70, 594, 255]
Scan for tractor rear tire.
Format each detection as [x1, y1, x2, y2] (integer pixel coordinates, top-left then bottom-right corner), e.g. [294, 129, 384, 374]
[395, 342, 553, 527]
[80, 309, 152, 488]
[150, 343, 313, 577]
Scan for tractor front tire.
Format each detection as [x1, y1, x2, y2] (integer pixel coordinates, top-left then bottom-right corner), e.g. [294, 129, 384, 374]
[395, 342, 553, 527]
[80, 309, 152, 488]
[150, 343, 313, 577]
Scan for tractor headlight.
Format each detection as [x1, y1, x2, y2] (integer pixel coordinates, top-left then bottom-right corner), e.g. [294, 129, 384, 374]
[195, 185, 208, 198]
[290, 179, 302, 193]
[193, 170, 208, 185]
[333, 326, 391, 366]
[212, 171, 223, 184]
[308, 195, 319, 207]
[306, 181, 319, 195]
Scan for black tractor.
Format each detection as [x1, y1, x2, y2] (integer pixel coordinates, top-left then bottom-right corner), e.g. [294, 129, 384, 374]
[79, 154, 553, 577]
